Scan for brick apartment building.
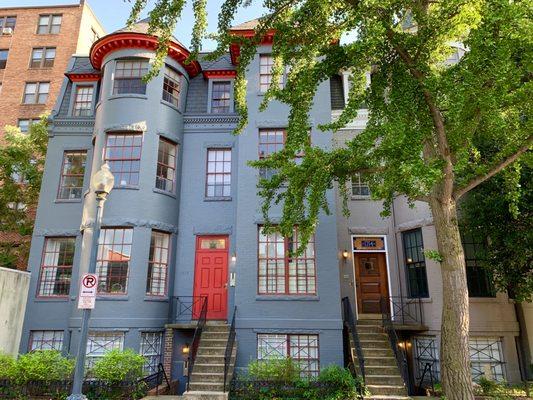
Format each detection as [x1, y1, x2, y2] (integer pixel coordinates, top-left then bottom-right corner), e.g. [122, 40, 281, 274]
[0, 0, 105, 137]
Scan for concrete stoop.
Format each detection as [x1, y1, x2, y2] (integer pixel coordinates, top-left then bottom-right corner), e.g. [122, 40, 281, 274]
[354, 316, 411, 400]
[182, 323, 236, 400]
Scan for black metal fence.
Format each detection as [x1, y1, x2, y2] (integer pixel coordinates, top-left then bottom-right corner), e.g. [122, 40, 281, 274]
[171, 296, 208, 323]
[224, 306, 237, 392]
[186, 296, 208, 391]
[389, 296, 424, 325]
[230, 379, 343, 400]
[0, 379, 147, 400]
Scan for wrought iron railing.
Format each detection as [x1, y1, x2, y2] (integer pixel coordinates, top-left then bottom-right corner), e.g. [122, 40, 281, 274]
[139, 363, 170, 395]
[171, 296, 208, 323]
[341, 297, 365, 382]
[224, 306, 237, 392]
[417, 362, 436, 394]
[381, 296, 411, 394]
[186, 296, 208, 391]
[389, 296, 424, 325]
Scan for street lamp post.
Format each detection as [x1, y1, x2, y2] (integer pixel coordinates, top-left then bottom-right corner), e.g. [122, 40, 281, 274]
[68, 163, 114, 400]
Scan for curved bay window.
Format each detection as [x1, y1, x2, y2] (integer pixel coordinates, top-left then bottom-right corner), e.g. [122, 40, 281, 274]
[96, 228, 133, 294]
[113, 59, 149, 95]
[146, 231, 170, 296]
[258, 226, 316, 295]
[104, 132, 143, 187]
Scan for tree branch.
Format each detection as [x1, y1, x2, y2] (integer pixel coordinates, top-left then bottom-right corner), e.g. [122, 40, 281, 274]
[453, 135, 533, 200]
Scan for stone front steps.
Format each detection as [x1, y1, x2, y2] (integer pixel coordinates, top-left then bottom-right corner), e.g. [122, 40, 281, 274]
[352, 316, 410, 400]
[182, 323, 236, 400]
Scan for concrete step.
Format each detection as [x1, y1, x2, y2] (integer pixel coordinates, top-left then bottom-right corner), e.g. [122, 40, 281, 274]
[183, 391, 228, 400]
[366, 374, 404, 386]
[201, 331, 230, 340]
[364, 396, 411, 400]
[362, 348, 394, 357]
[357, 318, 383, 325]
[360, 339, 391, 349]
[191, 372, 225, 383]
[359, 332, 388, 340]
[357, 325, 384, 333]
[366, 384, 408, 396]
[189, 382, 225, 392]
[358, 365, 401, 376]
[200, 338, 230, 347]
[197, 347, 226, 356]
[195, 354, 225, 364]
[194, 363, 226, 373]
[362, 356, 397, 367]
[204, 324, 230, 331]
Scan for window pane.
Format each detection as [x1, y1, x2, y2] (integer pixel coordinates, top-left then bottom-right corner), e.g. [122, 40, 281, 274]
[162, 66, 181, 107]
[105, 133, 143, 186]
[38, 237, 75, 296]
[402, 229, 429, 298]
[205, 149, 231, 198]
[211, 81, 231, 113]
[155, 138, 177, 192]
[0, 49, 8, 69]
[140, 332, 163, 375]
[146, 231, 170, 296]
[96, 228, 133, 294]
[58, 151, 87, 199]
[469, 338, 505, 382]
[113, 59, 149, 95]
[73, 86, 94, 116]
[29, 330, 64, 351]
[86, 331, 124, 369]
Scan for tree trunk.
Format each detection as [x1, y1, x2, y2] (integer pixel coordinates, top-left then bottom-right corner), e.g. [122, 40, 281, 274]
[429, 193, 474, 400]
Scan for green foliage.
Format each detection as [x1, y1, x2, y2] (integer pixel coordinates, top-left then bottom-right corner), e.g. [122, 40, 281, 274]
[248, 357, 302, 384]
[13, 350, 74, 384]
[0, 115, 48, 269]
[0, 353, 16, 379]
[474, 377, 528, 399]
[317, 365, 365, 399]
[461, 165, 532, 302]
[424, 249, 443, 263]
[89, 349, 145, 383]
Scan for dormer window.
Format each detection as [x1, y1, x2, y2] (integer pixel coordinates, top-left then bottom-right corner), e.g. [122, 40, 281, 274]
[113, 59, 149, 95]
[73, 85, 94, 116]
[210, 81, 232, 113]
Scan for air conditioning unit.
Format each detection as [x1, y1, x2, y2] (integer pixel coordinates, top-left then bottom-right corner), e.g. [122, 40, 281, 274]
[2, 27, 13, 35]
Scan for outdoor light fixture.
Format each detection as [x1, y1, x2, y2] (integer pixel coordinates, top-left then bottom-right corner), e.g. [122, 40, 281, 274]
[182, 343, 190, 355]
[231, 253, 237, 262]
[91, 163, 114, 196]
[407, 257, 413, 263]
[342, 250, 349, 259]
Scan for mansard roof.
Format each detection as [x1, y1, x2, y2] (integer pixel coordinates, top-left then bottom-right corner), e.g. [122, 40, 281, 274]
[198, 53, 235, 71]
[230, 18, 261, 31]
[114, 17, 187, 49]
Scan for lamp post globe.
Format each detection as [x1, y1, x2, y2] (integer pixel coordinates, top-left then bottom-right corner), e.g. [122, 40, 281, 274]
[91, 163, 114, 197]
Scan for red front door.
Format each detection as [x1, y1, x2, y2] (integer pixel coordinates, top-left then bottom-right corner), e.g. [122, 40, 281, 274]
[193, 236, 229, 320]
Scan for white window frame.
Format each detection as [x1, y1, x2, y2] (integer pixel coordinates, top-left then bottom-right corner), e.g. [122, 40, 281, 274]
[86, 331, 124, 369]
[140, 331, 164, 375]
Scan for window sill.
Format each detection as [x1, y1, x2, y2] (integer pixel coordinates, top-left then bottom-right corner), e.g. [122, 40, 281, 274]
[20, 103, 46, 106]
[255, 295, 319, 301]
[54, 198, 82, 203]
[113, 185, 140, 191]
[108, 94, 148, 101]
[469, 297, 499, 303]
[204, 196, 232, 202]
[406, 297, 432, 303]
[34, 297, 70, 302]
[153, 188, 177, 199]
[96, 295, 129, 301]
[144, 296, 169, 302]
[351, 196, 371, 201]
[160, 99, 182, 113]
[28, 67, 54, 71]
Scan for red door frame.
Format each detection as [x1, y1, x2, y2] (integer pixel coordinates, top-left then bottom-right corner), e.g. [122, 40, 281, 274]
[193, 235, 229, 320]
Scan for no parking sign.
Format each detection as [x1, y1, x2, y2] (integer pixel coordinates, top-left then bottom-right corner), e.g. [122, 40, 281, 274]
[77, 273, 98, 309]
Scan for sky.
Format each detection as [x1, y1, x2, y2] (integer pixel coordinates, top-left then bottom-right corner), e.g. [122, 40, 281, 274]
[3, 0, 266, 50]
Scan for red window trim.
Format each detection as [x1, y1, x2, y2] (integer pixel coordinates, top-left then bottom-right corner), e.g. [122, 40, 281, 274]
[205, 148, 232, 198]
[56, 150, 87, 200]
[96, 226, 133, 296]
[257, 226, 317, 296]
[155, 137, 177, 194]
[104, 132, 143, 188]
[36, 236, 75, 298]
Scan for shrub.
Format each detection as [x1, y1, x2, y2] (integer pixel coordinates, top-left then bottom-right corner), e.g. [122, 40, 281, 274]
[14, 350, 74, 384]
[89, 349, 145, 383]
[248, 357, 302, 384]
[317, 365, 365, 399]
[0, 353, 16, 379]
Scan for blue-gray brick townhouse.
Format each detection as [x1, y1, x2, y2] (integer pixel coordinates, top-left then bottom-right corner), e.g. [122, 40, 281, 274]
[21, 19, 344, 395]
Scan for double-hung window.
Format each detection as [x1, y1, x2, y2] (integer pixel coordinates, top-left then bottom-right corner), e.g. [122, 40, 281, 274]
[258, 128, 285, 179]
[104, 132, 143, 187]
[96, 228, 133, 294]
[113, 59, 149, 95]
[210, 81, 231, 113]
[37, 14, 62, 34]
[259, 54, 285, 92]
[258, 226, 316, 295]
[72, 85, 94, 116]
[18, 118, 36, 133]
[146, 231, 170, 296]
[0, 49, 7, 69]
[351, 173, 370, 197]
[86, 331, 124, 369]
[23, 82, 49, 104]
[37, 237, 75, 297]
[469, 338, 505, 382]
[30, 47, 55, 68]
[402, 229, 429, 298]
[155, 138, 177, 193]
[140, 332, 163, 375]
[0, 16, 16, 33]
[257, 334, 319, 377]
[205, 148, 231, 198]
[461, 231, 494, 297]
[162, 66, 181, 107]
[57, 151, 87, 200]
[29, 331, 64, 351]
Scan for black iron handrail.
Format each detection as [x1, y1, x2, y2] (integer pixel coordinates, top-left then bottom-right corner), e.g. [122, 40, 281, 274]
[417, 362, 435, 394]
[389, 296, 424, 325]
[224, 306, 237, 392]
[172, 296, 208, 323]
[381, 296, 411, 394]
[341, 297, 365, 382]
[139, 363, 171, 395]
[186, 296, 208, 391]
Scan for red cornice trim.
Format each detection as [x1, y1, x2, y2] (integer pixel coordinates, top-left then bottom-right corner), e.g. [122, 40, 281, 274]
[65, 73, 101, 82]
[89, 32, 202, 77]
[228, 29, 275, 65]
[203, 70, 237, 79]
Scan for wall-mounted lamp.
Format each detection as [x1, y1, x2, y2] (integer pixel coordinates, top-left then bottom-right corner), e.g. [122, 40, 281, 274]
[231, 253, 237, 263]
[342, 250, 349, 259]
[182, 343, 190, 355]
[407, 258, 413, 263]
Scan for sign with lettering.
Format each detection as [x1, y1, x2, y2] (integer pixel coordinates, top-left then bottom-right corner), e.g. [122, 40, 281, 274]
[353, 236, 385, 252]
[78, 273, 98, 309]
